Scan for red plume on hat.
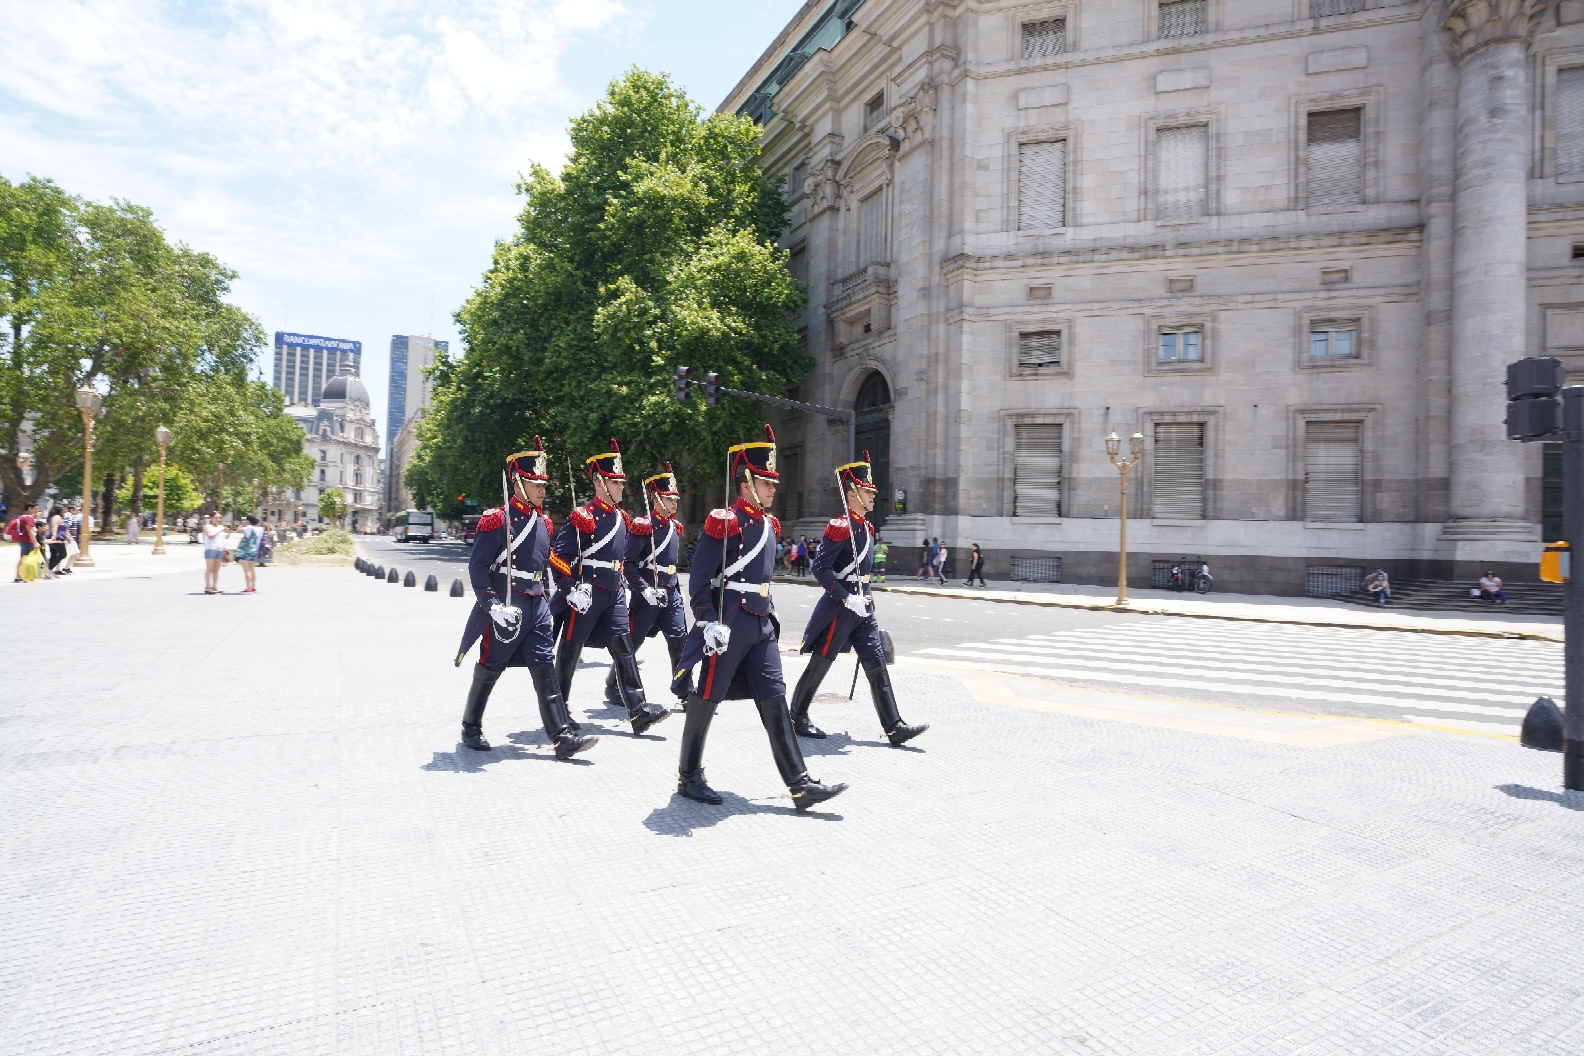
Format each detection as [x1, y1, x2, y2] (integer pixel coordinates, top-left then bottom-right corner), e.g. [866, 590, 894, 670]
[863, 449, 871, 463]
[610, 438, 620, 452]
[534, 435, 543, 449]
[764, 424, 775, 443]
[665, 461, 673, 473]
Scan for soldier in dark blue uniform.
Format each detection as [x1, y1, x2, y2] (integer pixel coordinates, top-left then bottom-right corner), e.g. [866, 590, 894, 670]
[604, 463, 693, 706]
[789, 452, 928, 747]
[670, 425, 847, 811]
[456, 442, 598, 760]
[548, 440, 670, 736]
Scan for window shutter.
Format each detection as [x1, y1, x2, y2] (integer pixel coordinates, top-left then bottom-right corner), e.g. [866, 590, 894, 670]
[1018, 331, 1062, 370]
[1152, 423, 1205, 519]
[1559, 69, 1584, 177]
[1022, 19, 1066, 58]
[1018, 140, 1067, 230]
[1304, 421, 1362, 522]
[1014, 424, 1062, 517]
[1310, 0, 1362, 13]
[1157, 125, 1208, 220]
[1158, 0, 1207, 38]
[859, 191, 885, 264]
[1307, 108, 1363, 208]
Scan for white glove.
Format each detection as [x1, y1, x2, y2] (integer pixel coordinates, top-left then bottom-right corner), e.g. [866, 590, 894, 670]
[567, 583, 594, 614]
[702, 621, 731, 655]
[643, 587, 667, 607]
[489, 602, 523, 640]
[844, 593, 870, 617]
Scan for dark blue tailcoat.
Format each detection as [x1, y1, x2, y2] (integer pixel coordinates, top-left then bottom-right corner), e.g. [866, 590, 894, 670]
[624, 513, 687, 641]
[459, 498, 555, 670]
[798, 511, 883, 662]
[670, 500, 783, 701]
[549, 498, 630, 650]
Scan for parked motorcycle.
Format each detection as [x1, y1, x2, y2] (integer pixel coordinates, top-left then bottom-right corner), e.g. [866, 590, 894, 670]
[1168, 561, 1214, 594]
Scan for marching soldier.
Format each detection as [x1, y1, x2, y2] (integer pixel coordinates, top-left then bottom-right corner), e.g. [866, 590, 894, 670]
[604, 463, 693, 706]
[670, 425, 847, 811]
[548, 439, 670, 736]
[789, 451, 928, 747]
[455, 441, 598, 760]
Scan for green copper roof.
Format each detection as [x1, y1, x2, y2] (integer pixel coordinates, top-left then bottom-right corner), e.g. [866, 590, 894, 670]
[738, 0, 865, 125]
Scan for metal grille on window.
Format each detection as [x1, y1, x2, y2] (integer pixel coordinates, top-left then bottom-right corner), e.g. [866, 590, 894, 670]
[865, 93, 886, 131]
[1156, 125, 1208, 220]
[1013, 424, 1062, 517]
[1309, 320, 1358, 358]
[1152, 423, 1206, 519]
[1011, 557, 1062, 583]
[1309, 0, 1362, 14]
[1018, 140, 1067, 230]
[1022, 18, 1066, 58]
[1304, 421, 1362, 522]
[1307, 108, 1363, 208]
[1158, 0, 1207, 37]
[1305, 566, 1363, 597]
[1018, 331, 1062, 370]
[859, 191, 885, 265]
[1559, 69, 1584, 177]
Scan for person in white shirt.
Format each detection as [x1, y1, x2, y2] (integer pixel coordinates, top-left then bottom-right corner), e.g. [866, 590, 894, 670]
[1479, 571, 1507, 604]
[201, 513, 226, 594]
[933, 542, 949, 585]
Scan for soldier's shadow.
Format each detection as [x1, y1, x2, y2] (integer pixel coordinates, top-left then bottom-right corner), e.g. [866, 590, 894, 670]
[422, 741, 547, 773]
[643, 791, 842, 836]
[570, 701, 672, 741]
[797, 729, 923, 756]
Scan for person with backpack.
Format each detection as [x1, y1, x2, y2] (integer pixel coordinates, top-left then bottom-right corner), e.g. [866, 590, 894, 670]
[7, 501, 41, 583]
[235, 515, 263, 593]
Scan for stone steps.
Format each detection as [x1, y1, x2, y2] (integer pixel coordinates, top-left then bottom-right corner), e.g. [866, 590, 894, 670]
[1334, 579, 1563, 616]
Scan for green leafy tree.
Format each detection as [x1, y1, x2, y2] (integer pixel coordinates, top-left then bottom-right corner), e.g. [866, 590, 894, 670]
[117, 462, 200, 515]
[317, 486, 347, 526]
[168, 376, 313, 516]
[416, 69, 807, 508]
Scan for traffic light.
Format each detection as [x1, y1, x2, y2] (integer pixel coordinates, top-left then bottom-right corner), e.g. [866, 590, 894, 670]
[1506, 356, 1564, 441]
[704, 371, 721, 408]
[673, 365, 692, 403]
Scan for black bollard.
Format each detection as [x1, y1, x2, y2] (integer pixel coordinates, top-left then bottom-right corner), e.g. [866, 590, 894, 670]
[403, 571, 416, 587]
[425, 574, 439, 592]
[375, 565, 386, 579]
[1522, 696, 1565, 753]
[355, 558, 364, 573]
[450, 577, 465, 597]
[387, 567, 400, 583]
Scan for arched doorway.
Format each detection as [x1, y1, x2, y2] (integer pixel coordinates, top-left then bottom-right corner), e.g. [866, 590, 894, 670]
[854, 372, 891, 528]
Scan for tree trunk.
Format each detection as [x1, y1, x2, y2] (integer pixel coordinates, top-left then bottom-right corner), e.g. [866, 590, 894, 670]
[100, 470, 116, 537]
[130, 455, 145, 516]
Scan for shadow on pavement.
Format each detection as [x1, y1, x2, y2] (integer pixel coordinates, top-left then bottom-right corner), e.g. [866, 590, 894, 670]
[643, 791, 842, 836]
[797, 730, 922, 756]
[504, 730, 597, 762]
[1496, 783, 1584, 810]
[422, 742, 557, 773]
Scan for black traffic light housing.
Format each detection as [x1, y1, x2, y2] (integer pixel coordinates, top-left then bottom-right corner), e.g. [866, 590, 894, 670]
[673, 365, 692, 403]
[1506, 357, 1565, 441]
[704, 372, 722, 408]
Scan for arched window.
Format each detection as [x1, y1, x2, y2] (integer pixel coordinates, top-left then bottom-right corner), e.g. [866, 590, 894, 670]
[856, 372, 891, 411]
[854, 372, 892, 528]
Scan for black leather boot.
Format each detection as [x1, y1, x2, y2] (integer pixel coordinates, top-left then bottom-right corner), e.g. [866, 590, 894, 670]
[676, 694, 723, 804]
[756, 695, 847, 811]
[603, 665, 622, 706]
[788, 654, 834, 738]
[863, 657, 927, 746]
[611, 635, 669, 736]
[666, 635, 692, 701]
[531, 663, 597, 760]
[461, 664, 500, 751]
[554, 638, 582, 727]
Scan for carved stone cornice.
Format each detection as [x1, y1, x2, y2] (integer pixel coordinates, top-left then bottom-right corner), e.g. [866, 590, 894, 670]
[1441, 0, 1545, 63]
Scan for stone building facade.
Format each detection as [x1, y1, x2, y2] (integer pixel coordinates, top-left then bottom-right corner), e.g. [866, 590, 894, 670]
[722, 0, 1581, 594]
[276, 374, 382, 531]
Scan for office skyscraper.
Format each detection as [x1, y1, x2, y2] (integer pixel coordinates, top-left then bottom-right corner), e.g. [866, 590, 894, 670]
[272, 333, 362, 406]
[386, 335, 447, 450]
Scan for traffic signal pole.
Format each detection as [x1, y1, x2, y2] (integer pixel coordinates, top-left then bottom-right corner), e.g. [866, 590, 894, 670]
[674, 366, 855, 461]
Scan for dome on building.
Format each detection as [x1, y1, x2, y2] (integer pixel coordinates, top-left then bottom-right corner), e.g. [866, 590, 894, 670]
[321, 373, 370, 405]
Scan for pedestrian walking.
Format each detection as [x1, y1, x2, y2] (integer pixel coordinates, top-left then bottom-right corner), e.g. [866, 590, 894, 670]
[873, 534, 889, 582]
[965, 543, 986, 587]
[60, 504, 82, 571]
[1364, 567, 1390, 606]
[235, 515, 263, 593]
[1479, 570, 1508, 604]
[934, 540, 949, 584]
[917, 538, 938, 580]
[45, 506, 69, 576]
[126, 512, 141, 545]
[7, 501, 41, 582]
[201, 512, 226, 594]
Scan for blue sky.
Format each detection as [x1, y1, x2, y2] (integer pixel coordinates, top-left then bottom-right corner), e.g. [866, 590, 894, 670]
[0, 0, 805, 457]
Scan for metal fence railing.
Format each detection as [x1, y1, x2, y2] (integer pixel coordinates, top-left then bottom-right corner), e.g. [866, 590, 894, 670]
[1305, 565, 1363, 597]
[1010, 557, 1062, 583]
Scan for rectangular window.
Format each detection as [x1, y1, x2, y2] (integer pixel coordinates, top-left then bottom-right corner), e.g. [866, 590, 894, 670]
[1158, 0, 1207, 38]
[1310, 0, 1363, 13]
[1304, 421, 1363, 522]
[1013, 424, 1063, 517]
[1307, 108, 1363, 208]
[1018, 140, 1068, 230]
[858, 191, 885, 264]
[1022, 18, 1067, 58]
[789, 247, 807, 285]
[1018, 330, 1063, 370]
[791, 163, 807, 197]
[865, 92, 886, 131]
[1309, 320, 1358, 358]
[1152, 423, 1205, 519]
[1156, 125, 1208, 220]
[1559, 68, 1584, 177]
[319, 469, 326, 482]
[1158, 328, 1203, 362]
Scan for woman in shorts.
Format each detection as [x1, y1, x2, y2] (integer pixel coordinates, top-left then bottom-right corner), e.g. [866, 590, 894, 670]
[201, 512, 226, 594]
[235, 515, 262, 593]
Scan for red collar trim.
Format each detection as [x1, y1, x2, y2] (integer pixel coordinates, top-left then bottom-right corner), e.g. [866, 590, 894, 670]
[509, 497, 534, 513]
[846, 507, 869, 524]
[593, 498, 616, 513]
[733, 498, 762, 518]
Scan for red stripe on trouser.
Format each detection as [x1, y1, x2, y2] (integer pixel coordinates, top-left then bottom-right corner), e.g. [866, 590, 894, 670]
[564, 609, 576, 642]
[820, 614, 840, 657]
[703, 654, 718, 697]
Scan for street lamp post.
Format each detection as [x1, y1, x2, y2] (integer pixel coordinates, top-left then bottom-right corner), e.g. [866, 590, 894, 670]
[216, 461, 226, 522]
[251, 478, 260, 517]
[74, 387, 103, 567]
[1106, 430, 1146, 607]
[153, 425, 172, 555]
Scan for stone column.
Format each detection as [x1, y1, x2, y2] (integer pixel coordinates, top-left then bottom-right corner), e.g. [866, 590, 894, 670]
[1440, 0, 1545, 558]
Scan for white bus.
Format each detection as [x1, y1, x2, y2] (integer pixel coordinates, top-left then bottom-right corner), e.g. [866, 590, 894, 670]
[393, 509, 435, 543]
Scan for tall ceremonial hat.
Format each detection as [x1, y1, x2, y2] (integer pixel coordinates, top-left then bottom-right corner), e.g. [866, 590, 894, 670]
[837, 449, 877, 492]
[507, 436, 550, 482]
[644, 461, 680, 497]
[585, 438, 625, 480]
[729, 424, 779, 482]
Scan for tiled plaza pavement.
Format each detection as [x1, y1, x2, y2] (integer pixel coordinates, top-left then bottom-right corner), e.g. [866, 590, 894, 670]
[4, 565, 1584, 1055]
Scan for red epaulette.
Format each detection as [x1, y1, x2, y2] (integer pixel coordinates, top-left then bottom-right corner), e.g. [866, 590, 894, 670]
[620, 508, 633, 528]
[704, 508, 741, 539]
[542, 515, 554, 536]
[477, 507, 504, 533]
[769, 514, 781, 537]
[629, 515, 654, 537]
[569, 504, 597, 533]
[824, 516, 850, 542]
[548, 553, 572, 576]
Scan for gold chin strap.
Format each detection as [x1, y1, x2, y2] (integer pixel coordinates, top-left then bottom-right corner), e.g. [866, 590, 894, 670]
[744, 473, 767, 513]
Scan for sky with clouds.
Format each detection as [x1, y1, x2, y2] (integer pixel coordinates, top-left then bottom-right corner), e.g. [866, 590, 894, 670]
[0, 0, 805, 457]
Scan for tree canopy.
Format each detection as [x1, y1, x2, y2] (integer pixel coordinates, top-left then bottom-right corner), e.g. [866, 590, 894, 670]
[408, 69, 806, 510]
